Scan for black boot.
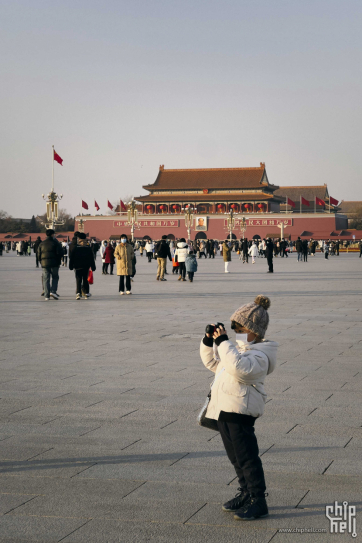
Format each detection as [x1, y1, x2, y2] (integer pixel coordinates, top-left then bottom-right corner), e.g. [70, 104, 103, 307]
[222, 488, 250, 512]
[234, 493, 269, 521]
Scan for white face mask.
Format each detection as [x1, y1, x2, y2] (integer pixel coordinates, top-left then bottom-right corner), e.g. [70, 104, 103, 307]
[121, 238, 127, 243]
[236, 333, 255, 346]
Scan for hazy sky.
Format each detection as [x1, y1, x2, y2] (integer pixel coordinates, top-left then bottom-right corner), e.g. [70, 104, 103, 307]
[1, 0, 361, 218]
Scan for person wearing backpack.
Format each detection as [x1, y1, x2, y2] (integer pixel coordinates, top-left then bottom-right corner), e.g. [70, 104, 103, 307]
[185, 250, 198, 282]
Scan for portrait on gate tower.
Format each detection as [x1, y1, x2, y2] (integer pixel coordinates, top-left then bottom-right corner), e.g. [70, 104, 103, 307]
[195, 216, 207, 231]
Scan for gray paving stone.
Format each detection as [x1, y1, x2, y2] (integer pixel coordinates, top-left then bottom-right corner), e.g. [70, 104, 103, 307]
[0, 252, 361, 541]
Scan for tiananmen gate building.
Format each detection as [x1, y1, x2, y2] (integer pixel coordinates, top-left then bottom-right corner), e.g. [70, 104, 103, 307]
[75, 163, 354, 241]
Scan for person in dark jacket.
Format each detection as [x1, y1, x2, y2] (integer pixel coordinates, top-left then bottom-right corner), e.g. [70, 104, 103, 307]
[242, 238, 249, 263]
[155, 235, 172, 281]
[38, 229, 63, 300]
[69, 233, 96, 299]
[295, 237, 303, 262]
[265, 238, 274, 273]
[68, 231, 81, 260]
[33, 236, 42, 267]
[302, 239, 308, 262]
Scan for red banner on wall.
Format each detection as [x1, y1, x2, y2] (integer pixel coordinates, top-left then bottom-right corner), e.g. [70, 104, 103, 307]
[114, 220, 180, 228]
[225, 218, 293, 227]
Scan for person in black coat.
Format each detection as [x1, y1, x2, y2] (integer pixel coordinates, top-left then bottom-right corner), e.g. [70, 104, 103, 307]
[242, 238, 249, 263]
[33, 236, 42, 267]
[265, 238, 274, 273]
[38, 230, 63, 300]
[155, 235, 172, 281]
[69, 233, 96, 299]
[302, 239, 308, 262]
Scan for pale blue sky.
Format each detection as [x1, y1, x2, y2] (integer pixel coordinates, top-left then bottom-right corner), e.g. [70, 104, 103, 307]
[1, 0, 361, 217]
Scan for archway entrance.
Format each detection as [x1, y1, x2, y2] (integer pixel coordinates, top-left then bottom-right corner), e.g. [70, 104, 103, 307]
[227, 233, 237, 240]
[166, 234, 175, 240]
[195, 232, 207, 240]
[253, 234, 261, 241]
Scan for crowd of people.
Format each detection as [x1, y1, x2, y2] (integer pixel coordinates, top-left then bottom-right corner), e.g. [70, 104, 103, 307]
[1, 233, 361, 300]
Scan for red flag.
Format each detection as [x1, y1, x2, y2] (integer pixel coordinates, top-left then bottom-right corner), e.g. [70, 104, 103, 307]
[54, 150, 63, 165]
[287, 197, 295, 208]
[120, 200, 127, 211]
[330, 196, 338, 206]
[316, 197, 325, 206]
[301, 196, 310, 206]
[95, 200, 100, 211]
[82, 200, 88, 210]
[107, 200, 113, 210]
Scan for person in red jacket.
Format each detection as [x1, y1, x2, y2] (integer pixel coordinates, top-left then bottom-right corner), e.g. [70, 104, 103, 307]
[104, 243, 115, 275]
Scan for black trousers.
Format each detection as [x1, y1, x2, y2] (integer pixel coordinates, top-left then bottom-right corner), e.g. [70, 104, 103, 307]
[218, 419, 266, 497]
[179, 262, 186, 279]
[102, 262, 107, 273]
[36, 254, 39, 267]
[243, 251, 248, 262]
[110, 264, 114, 274]
[188, 271, 194, 281]
[119, 275, 131, 292]
[75, 269, 89, 294]
[303, 252, 308, 262]
[267, 256, 273, 272]
[147, 252, 153, 262]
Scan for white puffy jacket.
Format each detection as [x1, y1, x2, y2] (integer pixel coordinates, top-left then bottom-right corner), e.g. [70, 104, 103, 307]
[248, 243, 258, 257]
[200, 338, 278, 419]
[175, 242, 189, 263]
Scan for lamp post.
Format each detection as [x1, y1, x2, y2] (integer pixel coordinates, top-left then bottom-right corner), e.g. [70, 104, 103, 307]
[125, 199, 140, 242]
[41, 190, 64, 230]
[239, 216, 247, 240]
[182, 206, 194, 241]
[225, 208, 236, 241]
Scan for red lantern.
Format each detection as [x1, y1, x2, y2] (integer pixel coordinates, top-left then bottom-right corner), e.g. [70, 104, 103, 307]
[172, 205, 178, 209]
[244, 204, 250, 209]
[217, 204, 223, 209]
[258, 203, 263, 209]
[230, 204, 237, 209]
[146, 205, 152, 209]
[160, 205, 166, 210]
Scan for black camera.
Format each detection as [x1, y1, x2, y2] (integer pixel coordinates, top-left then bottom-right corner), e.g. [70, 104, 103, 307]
[205, 322, 225, 335]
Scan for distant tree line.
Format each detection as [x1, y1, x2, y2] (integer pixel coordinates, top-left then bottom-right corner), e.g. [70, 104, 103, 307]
[0, 210, 75, 233]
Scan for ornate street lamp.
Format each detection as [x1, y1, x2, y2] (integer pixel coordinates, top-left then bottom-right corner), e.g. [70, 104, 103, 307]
[181, 205, 194, 241]
[41, 190, 64, 230]
[239, 216, 247, 240]
[125, 199, 140, 242]
[225, 208, 236, 241]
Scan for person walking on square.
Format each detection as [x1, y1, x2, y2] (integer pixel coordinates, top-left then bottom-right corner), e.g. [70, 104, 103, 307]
[61, 241, 68, 267]
[155, 235, 172, 281]
[104, 242, 115, 275]
[100, 240, 108, 274]
[175, 238, 189, 281]
[145, 239, 154, 263]
[33, 236, 42, 267]
[115, 234, 135, 295]
[359, 239, 362, 258]
[248, 241, 258, 264]
[223, 240, 231, 273]
[200, 295, 277, 520]
[302, 239, 308, 262]
[296, 237, 303, 262]
[265, 238, 274, 273]
[185, 250, 198, 282]
[69, 233, 96, 299]
[241, 238, 249, 263]
[38, 229, 63, 300]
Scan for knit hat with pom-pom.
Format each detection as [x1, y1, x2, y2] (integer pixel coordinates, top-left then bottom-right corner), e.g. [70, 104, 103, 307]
[230, 295, 271, 339]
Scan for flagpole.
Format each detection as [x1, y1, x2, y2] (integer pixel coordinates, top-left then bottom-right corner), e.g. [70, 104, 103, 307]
[286, 196, 288, 214]
[52, 145, 54, 192]
[300, 196, 302, 214]
[314, 197, 316, 214]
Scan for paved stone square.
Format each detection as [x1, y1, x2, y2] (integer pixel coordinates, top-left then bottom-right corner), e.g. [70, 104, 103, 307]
[0, 250, 361, 542]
